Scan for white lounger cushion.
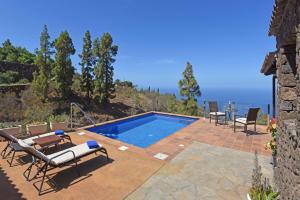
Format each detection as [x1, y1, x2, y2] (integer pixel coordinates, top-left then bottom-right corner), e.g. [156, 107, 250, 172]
[23, 132, 55, 145]
[17, 139, 51, 163]
[47, 143, 102, 165]
[235, 118, 247, 124]
[209, 112, 225, 116]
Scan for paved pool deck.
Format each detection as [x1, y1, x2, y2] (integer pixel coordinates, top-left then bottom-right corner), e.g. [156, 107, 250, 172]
[126, 142, 273, 200]
[0, 115, 273, 199]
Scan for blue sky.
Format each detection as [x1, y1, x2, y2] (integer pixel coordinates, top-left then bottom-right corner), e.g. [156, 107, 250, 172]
[0, 0, 275, 89]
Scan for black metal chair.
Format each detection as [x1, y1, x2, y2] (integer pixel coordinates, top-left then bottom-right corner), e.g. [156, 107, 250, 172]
[208, 101, 226, 125]
[234, 108, 260, 134]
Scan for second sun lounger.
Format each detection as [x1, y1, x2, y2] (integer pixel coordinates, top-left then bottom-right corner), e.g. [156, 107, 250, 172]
[18, 139, 109, 195]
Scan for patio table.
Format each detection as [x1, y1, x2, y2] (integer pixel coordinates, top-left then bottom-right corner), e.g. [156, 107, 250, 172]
[33, 135, 62, 150]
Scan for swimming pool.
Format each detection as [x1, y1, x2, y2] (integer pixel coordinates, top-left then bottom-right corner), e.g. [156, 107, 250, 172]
[86, 113, 198, 148]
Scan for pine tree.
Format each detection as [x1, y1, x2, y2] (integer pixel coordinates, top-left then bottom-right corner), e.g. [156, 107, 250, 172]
[32, 25, 53, 100]
[178, 62, 201, 115]
[79, 31, 94, 103]
[53, 31, 75, 99]
[93, 33, 118, 105]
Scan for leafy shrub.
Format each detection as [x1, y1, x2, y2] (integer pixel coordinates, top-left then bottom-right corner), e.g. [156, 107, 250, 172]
[0, 92, 23, 122]
[0, 70, 20, 84]
[0, 122, 21, 129]
[249, 151, 279, 200]
[17, 78, 29, 84]
[257, 110, 268, 125]
[49, 113, 69, 123]
[21, 88, 53, 123]
[115, 79, 134, 88]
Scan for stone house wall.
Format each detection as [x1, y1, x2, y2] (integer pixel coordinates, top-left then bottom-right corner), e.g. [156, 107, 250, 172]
[273, 23, 300, 200]
[274, 45, 300, 199]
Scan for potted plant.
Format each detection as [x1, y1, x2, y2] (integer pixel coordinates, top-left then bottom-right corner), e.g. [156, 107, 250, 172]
[248, 151, 279, 200]
[27, 121, 48, 135]
[265, 118, 277, 167]
[0, 122, 21, 139]
[49, 114, 69, 131]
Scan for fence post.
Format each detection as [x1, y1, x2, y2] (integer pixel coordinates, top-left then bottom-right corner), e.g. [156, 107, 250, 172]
[203, 100, 206, 118]
[267, 104, 270, 126]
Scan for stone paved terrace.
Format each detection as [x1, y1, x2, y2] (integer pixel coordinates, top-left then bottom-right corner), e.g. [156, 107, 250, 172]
[0, 116, 272, 199]
[126, 142, 273, 200]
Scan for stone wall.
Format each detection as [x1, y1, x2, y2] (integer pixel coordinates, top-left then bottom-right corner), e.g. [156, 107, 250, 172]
[274, 28, 300, 199]
[275, 120, 300, 199]
[0, 61, 37, 81]
[0, 84, 30, 94]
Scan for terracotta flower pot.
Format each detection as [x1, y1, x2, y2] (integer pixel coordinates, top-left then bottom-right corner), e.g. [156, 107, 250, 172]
[0, 126, 21, 141]
[27, 123, 48, 135]
[0, 126, 21, 135]
[50, 122, 69, 131]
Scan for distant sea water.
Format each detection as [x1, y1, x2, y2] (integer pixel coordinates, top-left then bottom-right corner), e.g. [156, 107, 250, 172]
[160, 88, 272, 115]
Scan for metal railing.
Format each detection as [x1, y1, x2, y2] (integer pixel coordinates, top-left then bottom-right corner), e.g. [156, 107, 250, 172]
[70, 102, 96, 130]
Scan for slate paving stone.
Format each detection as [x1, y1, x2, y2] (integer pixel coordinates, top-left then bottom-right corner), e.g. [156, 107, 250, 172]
[126, 142, 273, 200]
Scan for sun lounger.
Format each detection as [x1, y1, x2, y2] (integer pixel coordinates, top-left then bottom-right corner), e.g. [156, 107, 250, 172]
[0, 130, 22, 162]
[0, 130, 72, 166]
[18, 139, 109, 195]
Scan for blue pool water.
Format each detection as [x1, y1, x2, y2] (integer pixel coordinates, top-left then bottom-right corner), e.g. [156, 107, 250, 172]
[86, 113, 198, 148]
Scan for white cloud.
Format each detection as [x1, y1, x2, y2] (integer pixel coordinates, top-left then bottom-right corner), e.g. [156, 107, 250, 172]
[154, 58, 177, 65]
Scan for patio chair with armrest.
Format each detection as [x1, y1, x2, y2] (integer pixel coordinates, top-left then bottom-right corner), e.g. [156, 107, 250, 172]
[208, 101, 227, 125]
[233, 108, 260, 134]
[18, 139, 109, 195]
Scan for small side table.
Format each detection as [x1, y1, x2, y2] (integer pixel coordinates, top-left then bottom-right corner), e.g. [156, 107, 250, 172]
[225, 109, 238, 121]
[33, 135, 62, 151]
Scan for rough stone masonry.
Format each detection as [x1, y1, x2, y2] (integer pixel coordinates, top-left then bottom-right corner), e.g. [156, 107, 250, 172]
[265, 0, 300, 199]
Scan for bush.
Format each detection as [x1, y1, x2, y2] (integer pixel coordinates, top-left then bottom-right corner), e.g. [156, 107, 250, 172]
[17, 78, 29, 84]
[49, 113, 69, 123]
[249, 151, 279, 200]
[21, 88, 53, 123]
[0, 92, 23, 122]
[0, 122, 21, 129]
[257, 110, 268, 125]
[0, 70, 20, 84]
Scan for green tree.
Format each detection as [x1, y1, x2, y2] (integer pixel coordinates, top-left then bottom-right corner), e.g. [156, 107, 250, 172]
[0, 39, 35, 64]
[53, 31, 75, 98]
[0, 40, 17, 62]
[93, 33, 118, 105]
[79, 31, 94, 103]
[178, 62, 201, 115]
[32, 25, 53, 100]
[167, 94, 177, 113]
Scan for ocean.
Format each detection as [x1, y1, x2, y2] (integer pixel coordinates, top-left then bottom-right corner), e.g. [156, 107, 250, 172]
[160, 87, 272, 115]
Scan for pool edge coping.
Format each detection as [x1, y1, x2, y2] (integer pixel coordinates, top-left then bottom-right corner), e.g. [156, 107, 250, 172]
[78, 111, 200, 130]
